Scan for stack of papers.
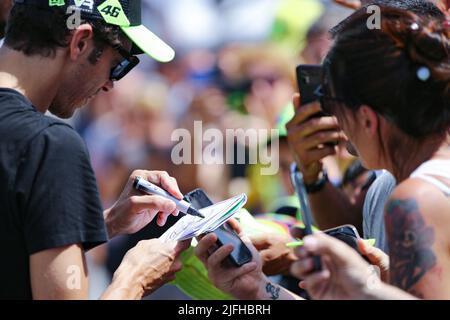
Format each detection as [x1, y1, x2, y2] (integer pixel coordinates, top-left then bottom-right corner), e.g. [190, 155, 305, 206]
[160, 194, 247, 242]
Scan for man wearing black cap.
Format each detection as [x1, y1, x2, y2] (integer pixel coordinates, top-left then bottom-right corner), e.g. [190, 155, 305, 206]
[0, 0, 188, 299]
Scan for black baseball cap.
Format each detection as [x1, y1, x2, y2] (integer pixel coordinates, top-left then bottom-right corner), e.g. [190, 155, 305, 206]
[14, 0, 175, 62]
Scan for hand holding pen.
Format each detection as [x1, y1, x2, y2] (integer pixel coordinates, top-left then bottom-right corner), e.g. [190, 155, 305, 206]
[104, 170, 191, 238]
[133, 176, 205, 218]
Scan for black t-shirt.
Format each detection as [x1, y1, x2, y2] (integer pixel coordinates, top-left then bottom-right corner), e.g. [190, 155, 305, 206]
[0, 88, 108, 299]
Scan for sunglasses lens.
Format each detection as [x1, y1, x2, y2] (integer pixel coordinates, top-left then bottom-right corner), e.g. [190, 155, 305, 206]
[110, 56, 140, 81]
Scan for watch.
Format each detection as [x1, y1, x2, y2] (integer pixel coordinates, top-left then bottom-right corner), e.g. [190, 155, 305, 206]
[304, 170, 328, 194]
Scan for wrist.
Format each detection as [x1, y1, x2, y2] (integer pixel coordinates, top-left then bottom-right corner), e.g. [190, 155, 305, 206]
[104, 207, 118, 239]
[255, 276, 282, 300]
[304, 170, 328, 194]
[104, 267, 145, 300]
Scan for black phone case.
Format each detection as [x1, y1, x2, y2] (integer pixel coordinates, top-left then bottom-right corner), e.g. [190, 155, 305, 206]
[296, 64, 323, 107]
[184, 189, 252, 267]
[324, 225, 370, 263]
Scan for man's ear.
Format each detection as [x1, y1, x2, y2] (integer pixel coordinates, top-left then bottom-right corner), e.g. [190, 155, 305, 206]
[68, 24, 95, 61]
[358, 105, 378, 137]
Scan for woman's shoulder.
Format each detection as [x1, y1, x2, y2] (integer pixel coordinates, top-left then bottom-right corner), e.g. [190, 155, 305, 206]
[386, 177, 450, 230]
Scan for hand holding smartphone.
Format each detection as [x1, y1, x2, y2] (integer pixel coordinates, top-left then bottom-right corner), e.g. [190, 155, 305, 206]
[185, 189, 252, 267]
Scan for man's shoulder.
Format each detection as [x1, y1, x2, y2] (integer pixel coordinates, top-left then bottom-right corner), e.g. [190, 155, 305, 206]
[33, 121, 87, 156]
[0, 88, 83, 148]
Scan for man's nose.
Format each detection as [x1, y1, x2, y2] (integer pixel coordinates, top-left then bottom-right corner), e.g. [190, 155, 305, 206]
[102, 80, 114, 92]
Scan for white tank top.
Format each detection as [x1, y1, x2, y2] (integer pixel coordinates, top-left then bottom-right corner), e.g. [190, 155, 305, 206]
[410, 159, 450, 196]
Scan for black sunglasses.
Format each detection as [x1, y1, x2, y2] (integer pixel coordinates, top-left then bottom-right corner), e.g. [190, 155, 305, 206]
[110, 44, 140, 81]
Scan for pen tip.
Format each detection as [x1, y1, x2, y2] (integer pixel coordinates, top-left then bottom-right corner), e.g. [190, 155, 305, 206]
[188, 207, 205, 219]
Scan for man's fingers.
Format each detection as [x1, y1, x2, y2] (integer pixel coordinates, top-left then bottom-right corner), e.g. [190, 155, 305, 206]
[207, 244, 234, 269]
[143, 170, 183, 200]
[194, 233, 217, 264]
[159, 172, 184, 200]
[175, 239, 192, 254]
[157, 212, 169, 226]
[302, 233, 351, 265]
[226, 218, 242, 235]
[290, 257, 315, 279]
[129, 195, 177, 214]
[357, 239, 389, 269]
[248, 234, 270, 250]
[226, 262, 258, 281]
[300, 269, 331, 294]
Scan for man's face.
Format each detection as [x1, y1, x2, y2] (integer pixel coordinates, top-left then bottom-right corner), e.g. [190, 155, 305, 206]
[49, 29, 132, 118]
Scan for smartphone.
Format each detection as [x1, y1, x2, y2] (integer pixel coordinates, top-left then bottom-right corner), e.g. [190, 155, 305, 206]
[184, 189, 252, 267]
[296, 64, 338, 147]
[324, 224, 361, 251]
[324, 224, 370, 262]
[290, 163, 322, 271]
[296, 64, 324, 112]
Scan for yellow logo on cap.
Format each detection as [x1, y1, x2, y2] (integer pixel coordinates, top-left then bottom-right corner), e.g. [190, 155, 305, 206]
[97, 0, 130, 26]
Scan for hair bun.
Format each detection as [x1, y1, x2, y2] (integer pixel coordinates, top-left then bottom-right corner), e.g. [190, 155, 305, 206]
[407, 19, 450, 62]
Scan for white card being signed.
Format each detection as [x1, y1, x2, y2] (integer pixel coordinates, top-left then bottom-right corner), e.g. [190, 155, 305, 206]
[159, 194, 247, 242]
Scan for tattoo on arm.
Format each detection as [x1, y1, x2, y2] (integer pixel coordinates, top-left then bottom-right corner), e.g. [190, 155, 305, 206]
[385, 199, 437, 293]
[265, 282, 280, 300]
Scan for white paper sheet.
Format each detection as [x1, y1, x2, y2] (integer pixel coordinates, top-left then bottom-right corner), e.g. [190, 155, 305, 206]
[159, 194, 247, 242]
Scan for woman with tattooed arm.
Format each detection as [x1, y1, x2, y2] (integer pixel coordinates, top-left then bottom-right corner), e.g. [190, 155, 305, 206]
[292, 5, 450, 299]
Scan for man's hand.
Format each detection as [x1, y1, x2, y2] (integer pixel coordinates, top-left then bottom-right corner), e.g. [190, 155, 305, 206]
[290, 233, 379, 299]
[103, 238, 190, 299]
[194, 220, 267, 300]
[286, 94, 345, 184]
[250, 233, 297, 276]
[357, 239, 390, 282]
[104, 170, 183, 238]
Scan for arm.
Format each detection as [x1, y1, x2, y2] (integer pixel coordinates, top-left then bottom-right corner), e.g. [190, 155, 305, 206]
[30, 244, 88, 299]
[290, 233, 417, 300]
[286, 94, 363, 232]
[195, 231, 303, 300]
[308, 182, 365, 232]
[385, 180, 450, 299]
[101, 239, 190, 300]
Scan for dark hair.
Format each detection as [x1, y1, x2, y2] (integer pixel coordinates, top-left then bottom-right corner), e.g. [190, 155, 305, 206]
[323, 6, 449, 139]
[4, 4, 123, 60]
